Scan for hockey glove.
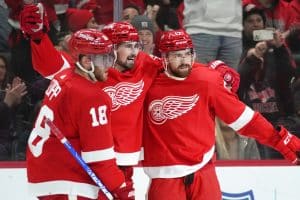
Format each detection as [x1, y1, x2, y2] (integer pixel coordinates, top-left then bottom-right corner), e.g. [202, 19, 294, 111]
[273, 126, 300, 165]
[112, 181, 135, 200]
[208, 60, 240, 93]
[20, 3, 49, 41]
[98, 181, 134, 200]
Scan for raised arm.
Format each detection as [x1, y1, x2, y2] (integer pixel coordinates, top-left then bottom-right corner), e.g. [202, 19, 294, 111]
[20, 3, 72, 79]
[211, 74, 300, 164]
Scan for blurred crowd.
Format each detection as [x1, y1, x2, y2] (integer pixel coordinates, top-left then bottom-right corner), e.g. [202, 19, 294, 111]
[0, 0, 300, 161]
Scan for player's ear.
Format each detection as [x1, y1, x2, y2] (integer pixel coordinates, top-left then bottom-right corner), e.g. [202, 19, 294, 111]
[78, 54, 85, 62]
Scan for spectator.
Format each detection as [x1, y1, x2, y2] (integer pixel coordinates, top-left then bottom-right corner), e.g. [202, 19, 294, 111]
[215, 117, 261, 160]
[0, 0, 11, 53]
[52, 0, 70, 39]
[55, 33, 72, 53]
[241, 4, 267, 55]
[88, 0, 144, 25]
[0, 54, 9, 89]
[212, 63, 261, 160]
[122, 4, 141, 23]
[53, 7, 98, 56]
[242, 0, 299, 32]
[0, 54, 27, 160]
[147, 0, 181, 31]
[42, 0, 68, 36]
[291, 0, 300, 23]
[238, 5, 296, 158]
[286, 23, 300, 55]
[292, 77, 300, 117]
[75, 0, 98, 11]
[182, 0, 243, 69]
[5, 0, 59, 84]
[87, 0, 114, 25]
[131, 15, 155, 55]
[286, 24, 300, 133]
[53, 0, 69, 15]
[144, 1, 181, 56]
[3, 2, 55, 160]
[66, 8, 99, 33]
[11, 76, 50, 161]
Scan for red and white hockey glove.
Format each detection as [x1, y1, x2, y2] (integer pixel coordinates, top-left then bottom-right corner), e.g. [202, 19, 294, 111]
[208, 60, 240, 93]
[273, 126, 300, 165]
[98, 181, 134, 200]
[20, 3, 49, 41]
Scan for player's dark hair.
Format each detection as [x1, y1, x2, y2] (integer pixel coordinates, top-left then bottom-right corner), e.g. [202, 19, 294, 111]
[123, 4, 142, 15]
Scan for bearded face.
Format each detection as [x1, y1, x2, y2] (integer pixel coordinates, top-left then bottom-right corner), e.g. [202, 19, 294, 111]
[165, 49, 194, 78]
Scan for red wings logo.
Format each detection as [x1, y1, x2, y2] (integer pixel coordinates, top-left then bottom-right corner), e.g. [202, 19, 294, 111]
[148, 94, 199, 124]
[103, 80, 144, 111]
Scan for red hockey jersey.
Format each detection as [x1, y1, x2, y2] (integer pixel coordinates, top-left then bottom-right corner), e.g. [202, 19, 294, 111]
[30, 35, 162, 166]
[101, 53, 161, 165]
[27, 69, 124, 198]
[142, 63, 281, 178]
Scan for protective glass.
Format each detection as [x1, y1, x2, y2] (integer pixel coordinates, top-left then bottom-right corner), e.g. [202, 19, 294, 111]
[90, 53, 115, 68]
[167, 49, 193, 61]
[118, 41, 142, 50]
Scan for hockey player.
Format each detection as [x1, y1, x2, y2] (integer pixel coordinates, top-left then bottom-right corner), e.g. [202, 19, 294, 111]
[100, 21, 161, 179]
[26, 28, 134, 200]
[20, 4, 161, 183]
[142, 29, 300, 200]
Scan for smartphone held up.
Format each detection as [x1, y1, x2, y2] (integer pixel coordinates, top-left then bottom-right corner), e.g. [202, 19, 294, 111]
[253, 29, 274, 41]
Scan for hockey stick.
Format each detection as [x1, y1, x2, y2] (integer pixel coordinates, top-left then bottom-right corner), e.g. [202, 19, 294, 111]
[44, 118, 114, 200]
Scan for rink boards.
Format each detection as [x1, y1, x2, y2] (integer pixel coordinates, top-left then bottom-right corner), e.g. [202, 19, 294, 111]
[0, 160, 299, 200]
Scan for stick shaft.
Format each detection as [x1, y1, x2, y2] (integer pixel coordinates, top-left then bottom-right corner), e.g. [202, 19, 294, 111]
[45, 118, 114, 200]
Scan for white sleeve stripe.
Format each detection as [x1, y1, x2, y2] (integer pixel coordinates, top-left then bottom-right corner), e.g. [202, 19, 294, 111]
[115, 150, 142, 165]
[45, 55, 71, 80]
[81, 147, 115, 163]
[228, 106, 254, 131]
